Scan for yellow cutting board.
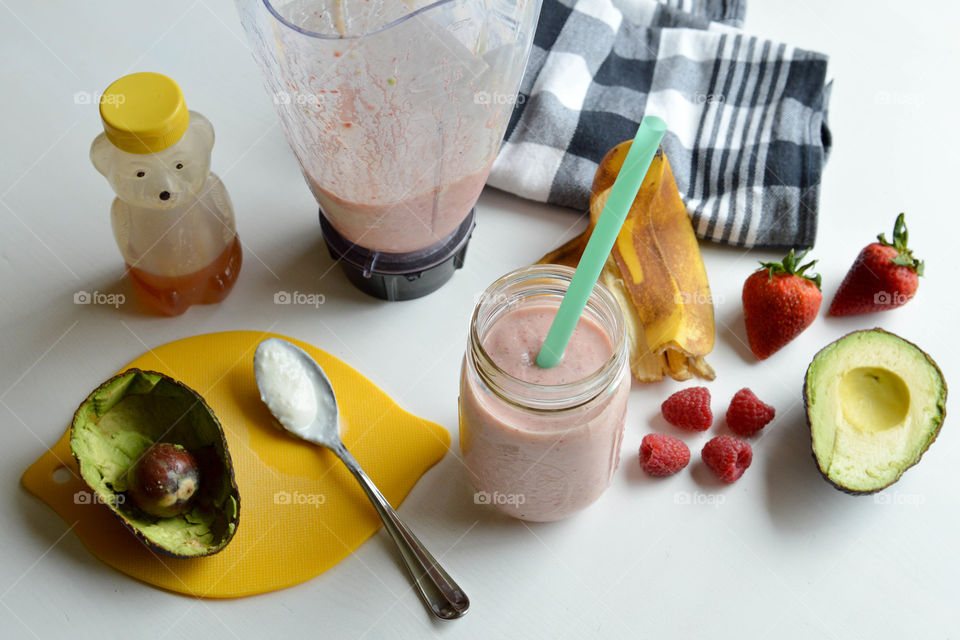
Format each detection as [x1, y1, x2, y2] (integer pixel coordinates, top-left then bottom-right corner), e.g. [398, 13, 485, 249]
[21, 331, 450, 598]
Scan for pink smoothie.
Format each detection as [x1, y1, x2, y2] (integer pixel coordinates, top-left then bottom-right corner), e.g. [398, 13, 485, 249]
[310, 165, 490, 254]
[297, 53, 506, 254]
[460, 304, 629, 522]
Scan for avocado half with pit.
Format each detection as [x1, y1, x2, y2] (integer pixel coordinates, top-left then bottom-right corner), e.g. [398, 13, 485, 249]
[804, 329, 946, 494]
[70, 369, 240, 557]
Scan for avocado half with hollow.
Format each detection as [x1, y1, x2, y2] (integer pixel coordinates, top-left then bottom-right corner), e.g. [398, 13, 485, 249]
[70, 369, 240, 557]
[804, 329, 946, 494]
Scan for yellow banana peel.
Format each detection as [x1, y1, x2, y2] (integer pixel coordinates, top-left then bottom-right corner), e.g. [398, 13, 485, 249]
[539, 144, 715, 382]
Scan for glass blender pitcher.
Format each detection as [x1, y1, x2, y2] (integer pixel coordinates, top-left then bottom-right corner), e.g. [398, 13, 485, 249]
[235, 0, 542, 299]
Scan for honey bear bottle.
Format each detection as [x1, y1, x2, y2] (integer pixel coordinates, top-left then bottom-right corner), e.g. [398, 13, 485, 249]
[90, 72, 241, 316]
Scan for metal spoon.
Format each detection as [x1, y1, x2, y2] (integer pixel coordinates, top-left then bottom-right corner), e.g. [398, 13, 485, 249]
[253, 338, 469, 620]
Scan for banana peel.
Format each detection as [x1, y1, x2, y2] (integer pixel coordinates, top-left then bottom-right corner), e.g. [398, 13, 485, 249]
[539, 145, 715, 382]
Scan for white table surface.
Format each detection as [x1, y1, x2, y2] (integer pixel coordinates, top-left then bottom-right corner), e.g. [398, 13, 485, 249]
[2, 1, 958, 638]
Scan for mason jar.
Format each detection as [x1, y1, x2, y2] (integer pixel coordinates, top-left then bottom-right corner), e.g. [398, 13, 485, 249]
[459, 265, 630, 522]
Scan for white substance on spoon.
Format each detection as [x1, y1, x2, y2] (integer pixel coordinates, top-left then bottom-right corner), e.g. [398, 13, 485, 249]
[255, 340, 318, 433]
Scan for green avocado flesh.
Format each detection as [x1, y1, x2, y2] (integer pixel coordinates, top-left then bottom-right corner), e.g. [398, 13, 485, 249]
[805, 329, 946, 493]
[70, 369, 240, 557]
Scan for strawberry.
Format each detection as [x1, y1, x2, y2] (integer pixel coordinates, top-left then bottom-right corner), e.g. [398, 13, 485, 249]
[828, 213, 924, 316]
[742, 249, 822, 360]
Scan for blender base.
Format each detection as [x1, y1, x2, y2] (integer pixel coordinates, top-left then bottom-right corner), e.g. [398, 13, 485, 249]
[319, 208, 476, 302]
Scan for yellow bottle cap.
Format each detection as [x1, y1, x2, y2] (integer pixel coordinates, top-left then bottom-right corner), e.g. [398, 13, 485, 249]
[99, 72, 189, 155]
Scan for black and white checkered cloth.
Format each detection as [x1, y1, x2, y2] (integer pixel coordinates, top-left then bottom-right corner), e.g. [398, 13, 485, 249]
[489, 0, 831, 249]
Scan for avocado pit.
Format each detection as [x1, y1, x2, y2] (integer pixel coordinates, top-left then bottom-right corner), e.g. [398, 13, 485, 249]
[127, 443, 200, 518]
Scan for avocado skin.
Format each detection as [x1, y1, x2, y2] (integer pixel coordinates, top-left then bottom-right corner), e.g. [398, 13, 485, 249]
[803, 328, 947, 495]
[70, 368, 241, 558]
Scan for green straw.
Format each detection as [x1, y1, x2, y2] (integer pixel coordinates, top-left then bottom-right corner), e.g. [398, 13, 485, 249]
[536, 115, 667, 369]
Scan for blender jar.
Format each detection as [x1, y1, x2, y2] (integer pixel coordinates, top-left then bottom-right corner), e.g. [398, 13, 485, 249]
[236, 0, 542, 299]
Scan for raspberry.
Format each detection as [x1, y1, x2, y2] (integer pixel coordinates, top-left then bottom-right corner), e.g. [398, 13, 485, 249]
[661, 387, 712, 431]
[702, 436, 752, 483]
[639, 434, 690, 477]
[726, 388, 775, 436]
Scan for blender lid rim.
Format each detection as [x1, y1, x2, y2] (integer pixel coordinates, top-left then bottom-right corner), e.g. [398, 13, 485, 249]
[262, 0, 461, 41]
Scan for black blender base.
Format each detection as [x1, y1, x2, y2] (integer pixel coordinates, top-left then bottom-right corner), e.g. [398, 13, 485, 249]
[319, 208, 475, 302]
[335, 249, 469, 301]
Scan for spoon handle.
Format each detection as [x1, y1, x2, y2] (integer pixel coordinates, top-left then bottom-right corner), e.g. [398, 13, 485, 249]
[333, 444, 470, 620]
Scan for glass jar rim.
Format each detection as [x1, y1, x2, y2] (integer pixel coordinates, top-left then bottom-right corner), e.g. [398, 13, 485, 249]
[468, 265, 627, 412]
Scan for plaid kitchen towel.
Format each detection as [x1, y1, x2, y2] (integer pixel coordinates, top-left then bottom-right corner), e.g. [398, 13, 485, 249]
[489, 0, 831, 249]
